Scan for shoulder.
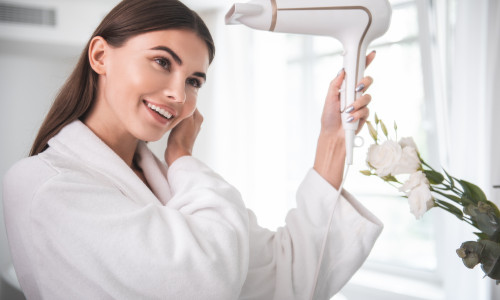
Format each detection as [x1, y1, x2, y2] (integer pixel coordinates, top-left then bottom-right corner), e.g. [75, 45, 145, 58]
[4, 146, 92, 187]
[3, 147, 109, 204]
[3, 154, 58, 192]
[2, 153, 60, 219]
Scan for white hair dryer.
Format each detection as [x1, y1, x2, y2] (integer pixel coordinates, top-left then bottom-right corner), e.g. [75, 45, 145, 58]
[225, 0, 392, 165]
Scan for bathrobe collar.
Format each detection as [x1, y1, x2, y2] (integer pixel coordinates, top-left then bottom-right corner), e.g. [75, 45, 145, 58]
[47, 120, 172, 205]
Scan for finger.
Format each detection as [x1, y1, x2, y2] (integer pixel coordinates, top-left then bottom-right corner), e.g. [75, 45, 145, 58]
[330, 68, 345, 95]
[193, 109, 204, 125]
[356, 76, 374, 93]
[349, 106, 370, 125]
[356, 116, 368, 135]
[346, 94, 372, 115]
[192, 108, 201, 119]
[365, 50, 376, 68]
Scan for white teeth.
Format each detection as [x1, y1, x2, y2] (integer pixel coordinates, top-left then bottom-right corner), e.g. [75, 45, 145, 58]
[147, 102, 173, 119]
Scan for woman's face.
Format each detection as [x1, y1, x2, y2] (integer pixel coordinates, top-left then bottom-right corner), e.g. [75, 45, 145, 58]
[95, 29, 209, 142]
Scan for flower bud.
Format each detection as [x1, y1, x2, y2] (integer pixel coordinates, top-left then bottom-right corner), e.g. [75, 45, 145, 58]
[463, 252, 480, 268]
[456, 241, 482, 269]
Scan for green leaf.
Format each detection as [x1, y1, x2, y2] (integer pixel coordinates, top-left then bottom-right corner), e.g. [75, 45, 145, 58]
[380, 120, 388, 137]
[461, 195, 475, 206]
[424, 170, 445, 184]
[464, 204, 500, 241]
[366, 121, 378, 142]
[474, 232, 490, 240]
[475, 212, 500, 239]
[477, 240, 500, 279]
[484, 200, 500, 218]
[360, 170, 372, 176]
[382, 175, 399, 183]
[394, 121, 398, 131]
[431, 188, 462, 205]
[375, 113, 380, 125]
[464, 204, 478, 217]
[436, 199, 463, 219]
[459, 180, 487, 204]
[445, 194, 462, 204]
[443, 168, 455, 189]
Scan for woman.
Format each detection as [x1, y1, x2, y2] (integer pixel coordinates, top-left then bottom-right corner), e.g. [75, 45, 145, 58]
[3, 0, 382, 299]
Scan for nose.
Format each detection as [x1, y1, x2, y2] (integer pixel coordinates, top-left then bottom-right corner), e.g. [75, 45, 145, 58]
[164, 75, 186, 103]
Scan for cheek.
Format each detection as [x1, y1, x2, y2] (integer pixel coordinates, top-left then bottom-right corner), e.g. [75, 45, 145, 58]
[125, 68, 159, 95]
[107, 58, 159, 97]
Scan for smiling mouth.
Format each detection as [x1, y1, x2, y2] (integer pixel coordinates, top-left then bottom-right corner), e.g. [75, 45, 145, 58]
[143, 100, 174, 120]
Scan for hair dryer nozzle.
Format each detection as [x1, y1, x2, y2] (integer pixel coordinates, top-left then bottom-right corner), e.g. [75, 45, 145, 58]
[225, 3, 264, 25]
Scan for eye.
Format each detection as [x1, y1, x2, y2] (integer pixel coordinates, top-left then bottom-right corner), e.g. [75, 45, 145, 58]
[154, 57, 171, 70]
[186, 78, 202, 88]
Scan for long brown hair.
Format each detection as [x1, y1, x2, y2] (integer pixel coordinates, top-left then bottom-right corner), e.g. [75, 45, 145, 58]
[30, 0, 215, 156]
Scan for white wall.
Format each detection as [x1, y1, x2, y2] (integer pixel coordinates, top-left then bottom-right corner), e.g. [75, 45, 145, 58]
[0, 0, 116, 294]
[0, 45, 78, 300]
[0, 42, 79, 267]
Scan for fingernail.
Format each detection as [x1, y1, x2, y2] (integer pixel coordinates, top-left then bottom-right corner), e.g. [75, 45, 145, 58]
[346, 116, 354, 123]
[355, 83, 365, 92]
[345, 106, 354, 113]
[337, 68, 345, 76]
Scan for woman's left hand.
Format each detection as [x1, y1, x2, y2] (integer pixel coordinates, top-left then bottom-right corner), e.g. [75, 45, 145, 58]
[319, 51, 376, 137]
[314, 51, 376, 188]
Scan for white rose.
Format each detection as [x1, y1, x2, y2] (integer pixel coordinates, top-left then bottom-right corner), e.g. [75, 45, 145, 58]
[392, 146, 421, 175]
[366, 140, 402, 177]
[399, 171, 429, 193]
[407, 183, 434, 219]
[399, 137, 418, 151]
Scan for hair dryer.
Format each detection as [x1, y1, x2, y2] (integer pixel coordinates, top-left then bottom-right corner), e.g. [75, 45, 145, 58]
[225, 0, 391, 165]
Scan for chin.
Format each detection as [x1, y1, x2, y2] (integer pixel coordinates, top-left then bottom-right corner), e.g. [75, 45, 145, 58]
[140, 132, 167, 143]
[133, 126, 170, 143]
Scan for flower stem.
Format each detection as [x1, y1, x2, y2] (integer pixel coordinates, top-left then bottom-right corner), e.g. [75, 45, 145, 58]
[421, 160, 435, 171]
[434, 202, 474, 226]
[431, 188, 463, 205]
[421, 160, 464, 194]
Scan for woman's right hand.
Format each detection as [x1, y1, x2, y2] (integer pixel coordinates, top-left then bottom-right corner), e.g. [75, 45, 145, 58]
[165, 109, 203, 166]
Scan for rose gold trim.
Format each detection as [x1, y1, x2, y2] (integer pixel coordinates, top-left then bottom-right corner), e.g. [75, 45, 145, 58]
[276, 6, 372, 112]
[270, 0, 277, 31]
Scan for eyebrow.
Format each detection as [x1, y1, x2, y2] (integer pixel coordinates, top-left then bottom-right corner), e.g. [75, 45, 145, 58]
[150, 46, 182, 65]
[150, 46, 207, 82]
[194, 72, 207, 82]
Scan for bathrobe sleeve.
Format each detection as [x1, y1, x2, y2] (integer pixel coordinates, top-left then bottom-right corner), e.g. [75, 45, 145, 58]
[5, 155, 249, 300]
[239, 169, 383, 300]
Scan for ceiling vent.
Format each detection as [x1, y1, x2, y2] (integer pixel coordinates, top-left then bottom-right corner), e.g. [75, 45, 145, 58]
[0, 2, 56, 26]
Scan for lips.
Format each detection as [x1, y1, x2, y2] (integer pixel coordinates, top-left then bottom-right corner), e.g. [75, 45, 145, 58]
[143, 100, 175, 120]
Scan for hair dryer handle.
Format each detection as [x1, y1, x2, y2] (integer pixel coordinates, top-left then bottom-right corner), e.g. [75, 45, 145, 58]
[340, 43, 367, 165]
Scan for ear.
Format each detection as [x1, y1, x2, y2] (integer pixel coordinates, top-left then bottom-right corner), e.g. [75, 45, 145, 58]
[88, 36, 108, 75]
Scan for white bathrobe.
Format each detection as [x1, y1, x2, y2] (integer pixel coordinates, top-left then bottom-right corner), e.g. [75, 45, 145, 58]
[3, 120, 382, 300]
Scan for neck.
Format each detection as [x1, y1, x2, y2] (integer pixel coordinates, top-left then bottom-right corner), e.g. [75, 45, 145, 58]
[82, 81, 141, 167]
[84, 119, 139, 168]
[83, 115, 139, 168]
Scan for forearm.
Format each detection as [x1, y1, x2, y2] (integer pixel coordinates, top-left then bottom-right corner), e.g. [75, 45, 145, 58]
[313, 131, 346, 189]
